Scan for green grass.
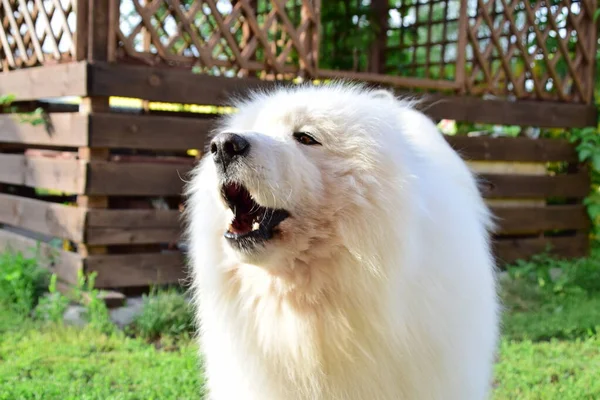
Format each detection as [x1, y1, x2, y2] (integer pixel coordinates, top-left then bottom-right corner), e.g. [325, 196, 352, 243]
[0, 308, 204, 400]
[494, 337, 600, 399]
[1, 247, 599, 399]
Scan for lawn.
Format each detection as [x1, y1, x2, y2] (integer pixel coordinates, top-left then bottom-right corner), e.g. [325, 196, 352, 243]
[0, 249, 599, 399]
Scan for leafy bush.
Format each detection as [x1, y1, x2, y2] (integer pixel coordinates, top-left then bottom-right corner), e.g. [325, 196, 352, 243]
[131, 288, 195, 342]
[0, 248, 49, 314]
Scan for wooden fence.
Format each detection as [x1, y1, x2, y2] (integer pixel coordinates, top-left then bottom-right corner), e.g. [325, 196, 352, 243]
[0, 0, 596, 297]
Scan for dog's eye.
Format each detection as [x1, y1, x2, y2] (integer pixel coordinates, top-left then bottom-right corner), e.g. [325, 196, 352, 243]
[293, 132, 321, 146]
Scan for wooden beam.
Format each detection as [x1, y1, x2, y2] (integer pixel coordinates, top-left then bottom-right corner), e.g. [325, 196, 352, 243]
[491, 205, 590, 235]
[86, 161, 193, 196]
[446, 136, 578, 162]
[84, 252, 186, 288]
[86, 227, 181, 245]
[478, 172, 590, 199]
[88, 61, 279, 105]
[494, 233, 589, 265]
[0, 229, 83, 284]
[0, 62, 88, 101]
[0, 154, 86, 193]
[89, 113, 214, 150]
[0, 113, 88, 147]
[87, 209, 180, 228]
[0, 193, 86, 242]
[413, 93, 598, 128]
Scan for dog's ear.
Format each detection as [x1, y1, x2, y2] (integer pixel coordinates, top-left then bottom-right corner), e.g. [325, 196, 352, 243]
[370, 89, 397, 102]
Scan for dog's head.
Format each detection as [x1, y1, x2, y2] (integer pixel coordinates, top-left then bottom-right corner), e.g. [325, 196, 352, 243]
[187, 84, 414, 269]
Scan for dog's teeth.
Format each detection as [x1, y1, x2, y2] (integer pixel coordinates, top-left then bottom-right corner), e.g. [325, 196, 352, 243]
[252, 222, 260, 231]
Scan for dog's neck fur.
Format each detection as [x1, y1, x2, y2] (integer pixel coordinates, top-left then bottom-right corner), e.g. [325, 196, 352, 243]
[211, 245, 397, 398]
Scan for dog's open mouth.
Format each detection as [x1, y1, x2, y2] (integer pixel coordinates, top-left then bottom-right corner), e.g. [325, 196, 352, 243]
[221, 183, 289, 246]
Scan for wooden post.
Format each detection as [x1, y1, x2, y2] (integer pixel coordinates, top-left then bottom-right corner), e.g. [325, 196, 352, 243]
[87, 0, 112, 61]
[455, 0, 469, 94]
[369, 0, 389, 74]
[77, 97, 110, 259]
[80, 0, 111, 256]
[75, 0, 89, 60]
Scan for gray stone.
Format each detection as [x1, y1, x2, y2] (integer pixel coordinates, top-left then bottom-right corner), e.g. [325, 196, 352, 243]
[109, 296, 145, 329]
[63, 305, 87, 327]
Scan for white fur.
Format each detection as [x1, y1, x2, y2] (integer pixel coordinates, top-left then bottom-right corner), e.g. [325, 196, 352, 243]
[185, 83, 500, 400]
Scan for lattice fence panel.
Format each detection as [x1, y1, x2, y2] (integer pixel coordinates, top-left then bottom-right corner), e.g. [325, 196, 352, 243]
[385, 0, 461, 82]
[0, 0, 77, 71]
[321, 0, 596, 102]
[116, 0, 318, 79]
[465, 0, 596, 102]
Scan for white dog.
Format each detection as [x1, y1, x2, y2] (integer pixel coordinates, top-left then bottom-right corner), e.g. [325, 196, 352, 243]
[185, 83, 499, 400]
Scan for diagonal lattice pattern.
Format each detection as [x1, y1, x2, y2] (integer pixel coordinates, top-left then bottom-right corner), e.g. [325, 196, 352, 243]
[320, 0, 596, 102]
[0, 0, 76, 71]
[117, 0, 318, 79]
[465, 0, 596, 102]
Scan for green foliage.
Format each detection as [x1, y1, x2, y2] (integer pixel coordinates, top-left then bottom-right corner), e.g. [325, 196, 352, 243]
[34, 274, 71, 324]
[130, 288, 195, 342]
[567, 126, 600, 240]
[71, 270, 115, 335]
[0, 92, 45, 126]
[0, 248, 49, 315]
[501, 248, 600, 341]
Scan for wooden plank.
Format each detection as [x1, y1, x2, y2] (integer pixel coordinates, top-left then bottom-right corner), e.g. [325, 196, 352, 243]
[0, 229, 82, 284]
[0, 193, 86, 242]
[479, 172, 590, 199]
[494, 234, 589, 265]
[491, 205, 590, 235]
[0, 113, 88, 147]
[411, 92, 598, 128]
[86, 227, 181, 245]
[89, 113, 214, 150]
[88, 61, 278, 105]
[87, 161, 193, 196]
[447, 136, 579, 162]
[87, 209, 180, 228]
[84, 252, 186, 288]
[0, 62, 88, 101]
[0, 154, 87, 193]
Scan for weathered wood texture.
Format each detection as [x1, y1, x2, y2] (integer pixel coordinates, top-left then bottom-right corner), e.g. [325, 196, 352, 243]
[86, 161, 193, 196]
[0, 62, 597, 127]
[0, 194, 86, 242]
[0, 154, 86, 193]
[86, 62, 597, 128]
[85, 252, 186, 288]
[89, 113, 215, 150]
[0, 229, 82, 285]
[0, 63, 87, 101]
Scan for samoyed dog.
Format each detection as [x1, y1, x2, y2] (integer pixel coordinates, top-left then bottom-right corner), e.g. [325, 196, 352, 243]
[185, 83, 499, 400]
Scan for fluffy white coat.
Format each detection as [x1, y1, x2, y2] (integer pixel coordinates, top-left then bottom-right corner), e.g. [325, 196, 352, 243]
[185, 83, 500, 400]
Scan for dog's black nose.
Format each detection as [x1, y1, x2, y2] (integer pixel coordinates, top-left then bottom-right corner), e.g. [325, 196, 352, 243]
[210, 133, 250, 170]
